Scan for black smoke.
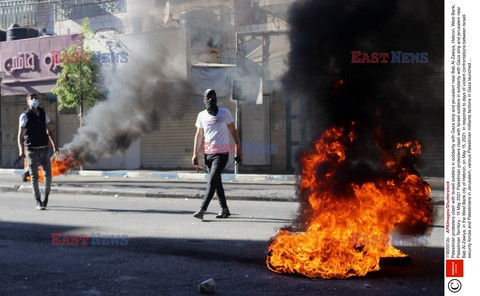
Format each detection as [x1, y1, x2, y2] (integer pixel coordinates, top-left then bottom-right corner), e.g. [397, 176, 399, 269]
[62, 33, 193, 164]
[284, 0, 443, 230]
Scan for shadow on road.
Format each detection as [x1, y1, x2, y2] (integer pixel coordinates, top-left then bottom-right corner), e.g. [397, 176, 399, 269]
[0, 220, 443, 295]
[46, 205, 196, 216]
[38, 206, 295, 224]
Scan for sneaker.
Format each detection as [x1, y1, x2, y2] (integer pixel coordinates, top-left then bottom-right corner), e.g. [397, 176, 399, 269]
[36, 199, 43, 210]
[193, 209, 205, 219]
[215, 208, 231, 218]
[42, 194, 49, 210]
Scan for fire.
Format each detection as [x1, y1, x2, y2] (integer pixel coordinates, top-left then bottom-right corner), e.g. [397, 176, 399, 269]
[26, 154, 80, 182]
[396, 140, 422, 156]
[266, 125, 432, 279]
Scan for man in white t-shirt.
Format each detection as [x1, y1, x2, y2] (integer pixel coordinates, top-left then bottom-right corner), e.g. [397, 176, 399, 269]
[17, 94, 58, 210]
[191, 89, 242, 219]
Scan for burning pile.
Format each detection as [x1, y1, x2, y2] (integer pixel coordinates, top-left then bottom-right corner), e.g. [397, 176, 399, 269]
[50, 154, 81, 176]
[26, 154, 81, 183]
[265, 0, 441, 279]
[266, 124, 432, 279]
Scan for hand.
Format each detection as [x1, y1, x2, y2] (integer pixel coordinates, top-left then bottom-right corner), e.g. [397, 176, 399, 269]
[19, 151, 25, 158]
[53, 147, 59, 155]
[192, 154, 198, 166]
[234, 152, 242, 163]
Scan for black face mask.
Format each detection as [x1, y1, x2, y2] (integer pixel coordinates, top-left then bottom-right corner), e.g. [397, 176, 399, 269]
[204, 89, 218, 116]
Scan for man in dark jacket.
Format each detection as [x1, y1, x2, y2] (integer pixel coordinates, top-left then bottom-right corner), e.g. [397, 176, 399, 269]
[17, 94, 58, 210]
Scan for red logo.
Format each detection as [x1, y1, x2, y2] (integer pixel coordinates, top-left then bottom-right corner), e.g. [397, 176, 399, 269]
[446, 259, 464, 277]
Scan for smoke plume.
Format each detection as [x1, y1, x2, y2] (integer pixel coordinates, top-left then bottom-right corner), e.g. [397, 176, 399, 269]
[62, 31, 193, 164]
[283, 0, 443, 231]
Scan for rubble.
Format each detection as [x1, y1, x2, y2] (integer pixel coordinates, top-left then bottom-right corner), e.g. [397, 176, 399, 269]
[198, 278, 216, 294]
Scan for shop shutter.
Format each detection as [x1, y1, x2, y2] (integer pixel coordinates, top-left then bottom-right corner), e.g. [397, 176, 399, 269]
[140, 99, 238, 170]
[140, 104, 198, 169]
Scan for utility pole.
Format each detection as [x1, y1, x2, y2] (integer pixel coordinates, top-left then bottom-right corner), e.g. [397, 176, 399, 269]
[0, 71, 5, 167]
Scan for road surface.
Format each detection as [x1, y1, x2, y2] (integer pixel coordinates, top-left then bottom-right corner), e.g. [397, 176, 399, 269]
[0, 190, 444, 295]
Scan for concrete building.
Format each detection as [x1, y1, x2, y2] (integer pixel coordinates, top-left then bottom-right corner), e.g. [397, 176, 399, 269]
[0, 0, 297, 173]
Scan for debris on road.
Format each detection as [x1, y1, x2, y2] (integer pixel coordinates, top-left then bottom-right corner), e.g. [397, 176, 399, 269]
[198, 278, 216, 294]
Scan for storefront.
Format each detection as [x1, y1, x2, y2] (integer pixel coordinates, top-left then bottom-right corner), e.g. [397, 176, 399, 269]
[0, 34, 80, 167]
[1, 29, 294, 173]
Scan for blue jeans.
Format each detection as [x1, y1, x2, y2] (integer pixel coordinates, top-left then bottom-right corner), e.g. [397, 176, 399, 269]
[26, 147, 52, 201]
[200, 154, 229, 211]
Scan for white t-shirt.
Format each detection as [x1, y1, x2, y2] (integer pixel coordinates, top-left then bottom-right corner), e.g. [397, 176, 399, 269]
[19, 111, 50, 128]
[195, 108, 234, 154]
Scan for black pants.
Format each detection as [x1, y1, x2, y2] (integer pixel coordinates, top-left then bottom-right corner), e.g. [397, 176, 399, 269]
[200, 154, 229, 211]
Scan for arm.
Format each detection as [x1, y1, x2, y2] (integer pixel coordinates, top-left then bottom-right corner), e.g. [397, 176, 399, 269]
[192, 127, 204, 165]
[17, 126, 25, 158]
[228, 122, 242, 161]
[46, 123, 59, 154]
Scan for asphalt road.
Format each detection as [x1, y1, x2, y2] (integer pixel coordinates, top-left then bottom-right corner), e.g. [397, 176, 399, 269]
[0, 191, 444, 295]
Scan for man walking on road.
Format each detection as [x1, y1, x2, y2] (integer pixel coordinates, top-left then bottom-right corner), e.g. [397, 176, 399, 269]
[192, 89, 242, 219]
[18, 94, 59, 210]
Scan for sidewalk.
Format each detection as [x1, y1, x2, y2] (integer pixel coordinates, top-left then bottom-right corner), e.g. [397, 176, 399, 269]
[0, 168, 444, 203]
[0, 168, 299, 202]
[0, 168, 298, 183]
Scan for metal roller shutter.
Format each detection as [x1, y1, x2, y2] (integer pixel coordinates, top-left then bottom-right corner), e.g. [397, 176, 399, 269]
[140, 104, 198, 169]
[140, 99, 238, 170]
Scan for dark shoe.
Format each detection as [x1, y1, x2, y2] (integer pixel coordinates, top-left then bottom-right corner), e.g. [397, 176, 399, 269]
[22, 171, 30, 182]
[42, 194, 49, 209]
[193, 209, 205, 219]
[215, 208, 231, 218]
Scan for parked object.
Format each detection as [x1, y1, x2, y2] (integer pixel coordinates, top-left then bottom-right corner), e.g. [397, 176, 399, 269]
[7, 23, 39, 41]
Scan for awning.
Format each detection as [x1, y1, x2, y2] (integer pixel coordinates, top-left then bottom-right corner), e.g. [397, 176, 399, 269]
[191, 64, 236, 99]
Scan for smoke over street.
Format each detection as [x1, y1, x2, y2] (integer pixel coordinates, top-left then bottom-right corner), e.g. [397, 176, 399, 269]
[281, 0, 443, 208]
[62, 33, 193, 164]
[265, 0, 443, 278]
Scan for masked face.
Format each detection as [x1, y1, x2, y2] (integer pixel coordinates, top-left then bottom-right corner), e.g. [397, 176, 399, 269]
[203, 89, 218, 116]
[29, 98, 39, 109]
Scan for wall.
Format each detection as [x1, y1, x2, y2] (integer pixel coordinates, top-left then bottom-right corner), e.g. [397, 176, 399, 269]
[1, 94, 57, 167]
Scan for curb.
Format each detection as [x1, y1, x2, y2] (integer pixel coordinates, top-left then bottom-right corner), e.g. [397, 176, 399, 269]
[0, 168, 298, 184]
[0, 182, 444, 204]
[0, 183, 298, 202]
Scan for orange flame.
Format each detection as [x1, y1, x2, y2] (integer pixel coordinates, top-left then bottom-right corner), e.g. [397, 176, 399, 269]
[396, 140, 422, 156]
[26, 154, 80, 183]
[266, 125, 432, 279]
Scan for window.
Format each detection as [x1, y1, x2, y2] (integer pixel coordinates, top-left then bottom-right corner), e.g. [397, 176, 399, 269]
[0, 1, 37, 29]
[55, 0, 125, 21]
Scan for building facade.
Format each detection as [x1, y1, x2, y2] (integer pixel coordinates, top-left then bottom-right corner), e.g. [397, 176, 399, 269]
[1, 0, 298, 173]
[0, 33, 81, 167]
